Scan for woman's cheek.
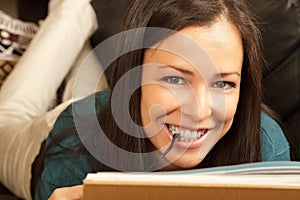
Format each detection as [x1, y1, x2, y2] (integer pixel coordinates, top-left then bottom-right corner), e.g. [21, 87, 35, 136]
[141, 85, 180, 141]
[143, 85, 180, 110]
[211, 91, 239, 119]
[220, 94, 240, 134]
[226, 93, 239, 116]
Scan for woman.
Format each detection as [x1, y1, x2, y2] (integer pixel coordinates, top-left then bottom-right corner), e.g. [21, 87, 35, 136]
[33, 0, 290, 199]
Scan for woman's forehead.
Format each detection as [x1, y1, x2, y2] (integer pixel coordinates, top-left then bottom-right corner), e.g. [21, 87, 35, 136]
[143, 19, 243, 77]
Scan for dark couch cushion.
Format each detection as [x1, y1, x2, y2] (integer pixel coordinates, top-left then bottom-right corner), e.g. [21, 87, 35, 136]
[90, 0, 132, 46]
[18, 0, 48, 23]
[248, 0, 300, 160]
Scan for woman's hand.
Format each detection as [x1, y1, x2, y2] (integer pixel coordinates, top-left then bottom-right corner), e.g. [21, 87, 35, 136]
[48, 185, 83, 200]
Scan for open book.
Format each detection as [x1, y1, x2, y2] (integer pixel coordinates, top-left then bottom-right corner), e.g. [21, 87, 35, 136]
[83, 161, 300, 200]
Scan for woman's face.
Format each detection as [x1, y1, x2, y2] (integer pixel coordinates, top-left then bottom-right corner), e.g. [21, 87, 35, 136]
[141, 18, 243, 169]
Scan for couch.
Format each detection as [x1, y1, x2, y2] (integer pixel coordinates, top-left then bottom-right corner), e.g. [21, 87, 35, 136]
[248, 0, 299, 160]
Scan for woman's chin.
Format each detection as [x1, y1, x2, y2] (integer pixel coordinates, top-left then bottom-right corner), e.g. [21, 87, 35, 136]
[165, 153, 203, 169]
[175, 160, 201, 169]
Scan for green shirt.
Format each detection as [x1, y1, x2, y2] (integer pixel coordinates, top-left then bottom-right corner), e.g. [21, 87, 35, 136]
[34, 91, 290, 200]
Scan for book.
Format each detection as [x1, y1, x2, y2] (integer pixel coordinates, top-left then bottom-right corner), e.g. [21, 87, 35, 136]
[82, 161, 300, 200]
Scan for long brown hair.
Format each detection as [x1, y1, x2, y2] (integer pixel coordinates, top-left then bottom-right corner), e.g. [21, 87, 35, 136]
[101, 0, 263, 170]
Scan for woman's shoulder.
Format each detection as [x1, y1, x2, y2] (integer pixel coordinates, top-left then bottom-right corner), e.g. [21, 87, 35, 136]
[67, 90, 110, 119]
[52, 90, 110, 120]
[260, 112, 290, 161]
[46, 90, 110, 151]
[35, 91, 110, 199]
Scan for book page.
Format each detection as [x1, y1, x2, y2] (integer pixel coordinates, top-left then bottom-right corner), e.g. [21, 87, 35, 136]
[85, 161, 300, 187]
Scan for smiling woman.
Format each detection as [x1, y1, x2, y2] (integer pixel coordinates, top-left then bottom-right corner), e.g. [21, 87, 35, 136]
[29, 0, 290, 199]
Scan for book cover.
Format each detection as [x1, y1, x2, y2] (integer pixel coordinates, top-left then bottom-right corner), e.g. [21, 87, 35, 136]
[83, 161, 300, 200]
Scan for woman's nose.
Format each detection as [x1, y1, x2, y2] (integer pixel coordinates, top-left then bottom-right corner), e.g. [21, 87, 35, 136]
[180, 85, 212, 122]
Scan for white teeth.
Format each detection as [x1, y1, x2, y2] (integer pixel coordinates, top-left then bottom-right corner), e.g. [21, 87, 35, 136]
[179, 130, 184, 138]
[184, 130, 191, 139]
[192, 131, 197, 138]
[168, 125, 206, 141]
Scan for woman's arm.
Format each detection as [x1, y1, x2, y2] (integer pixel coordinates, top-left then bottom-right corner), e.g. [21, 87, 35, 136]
[49, 185, 83, 200]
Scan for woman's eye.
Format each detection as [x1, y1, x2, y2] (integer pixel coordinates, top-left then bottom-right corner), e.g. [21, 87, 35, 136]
[212, 81, 235, 90]
[161, 76, 186, 85]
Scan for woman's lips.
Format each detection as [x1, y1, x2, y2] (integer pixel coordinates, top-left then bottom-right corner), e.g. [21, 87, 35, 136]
[164, 124, 210, 149]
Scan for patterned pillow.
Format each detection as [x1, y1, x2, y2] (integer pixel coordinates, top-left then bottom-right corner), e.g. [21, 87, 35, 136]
[0, 10, 38, 88]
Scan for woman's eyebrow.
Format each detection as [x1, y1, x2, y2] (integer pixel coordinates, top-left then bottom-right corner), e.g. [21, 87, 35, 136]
[214, 72, 241, 78]
[157, 65, 241, 78]
[158, 65, 194, 76]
